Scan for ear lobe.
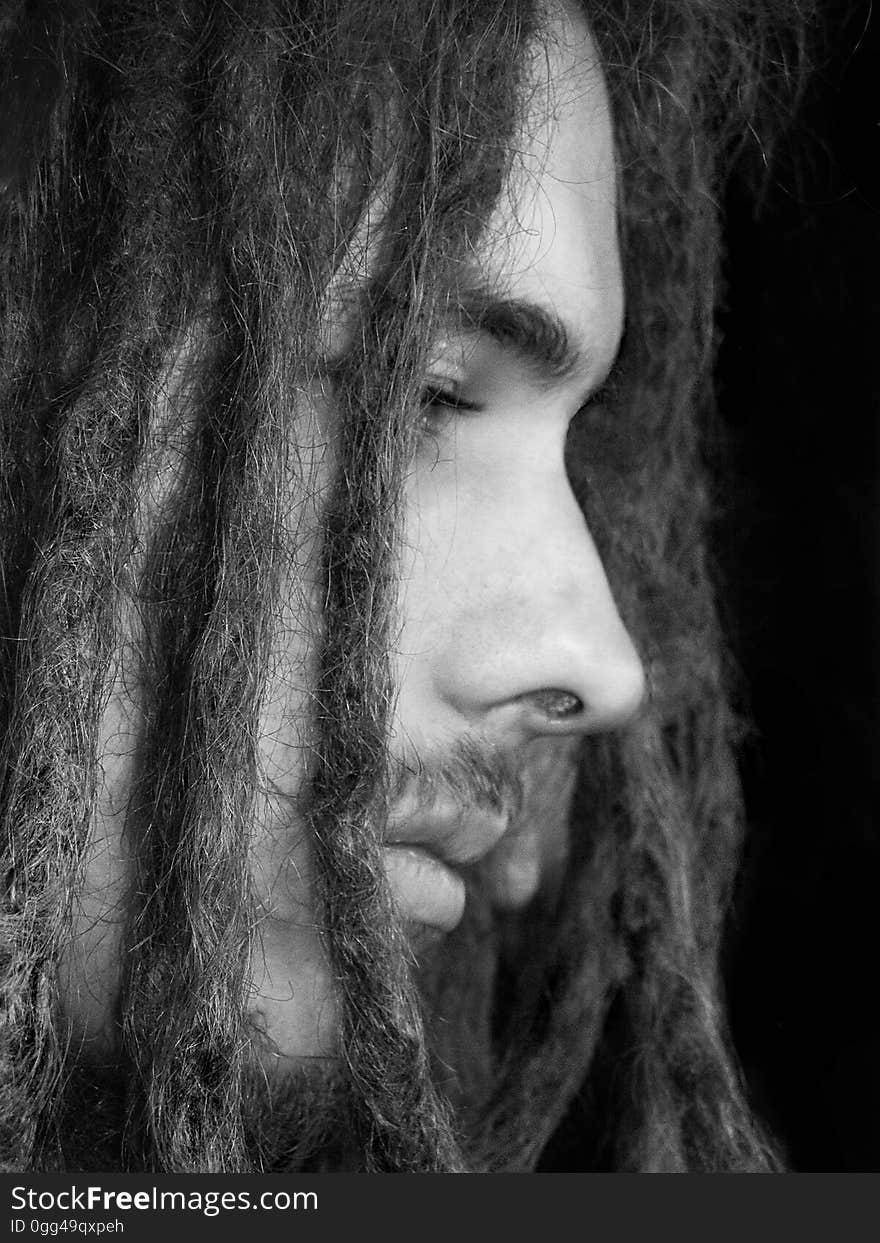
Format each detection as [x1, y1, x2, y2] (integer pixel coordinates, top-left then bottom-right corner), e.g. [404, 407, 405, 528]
[0, 0, 75, 199]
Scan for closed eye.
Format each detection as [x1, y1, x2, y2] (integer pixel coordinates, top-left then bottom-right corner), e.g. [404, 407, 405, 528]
[418, 385, 480, 446]
[420, 385, 479, 413]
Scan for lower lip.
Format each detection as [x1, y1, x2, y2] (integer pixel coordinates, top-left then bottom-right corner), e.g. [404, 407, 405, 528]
[381, 845, 466, 931]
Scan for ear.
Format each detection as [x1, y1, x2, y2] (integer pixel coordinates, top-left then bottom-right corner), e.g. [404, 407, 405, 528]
[0, 0, 81, 199]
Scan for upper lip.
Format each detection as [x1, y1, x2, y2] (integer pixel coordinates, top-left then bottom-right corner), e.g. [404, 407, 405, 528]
[383, 800, 511, 868]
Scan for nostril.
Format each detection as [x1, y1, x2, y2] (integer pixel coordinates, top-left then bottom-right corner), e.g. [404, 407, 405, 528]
[528, 689, 584, 721]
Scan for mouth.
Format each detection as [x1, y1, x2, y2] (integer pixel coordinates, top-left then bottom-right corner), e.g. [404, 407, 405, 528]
[380, 844, 468, 931]
[381, 808, 510, 932]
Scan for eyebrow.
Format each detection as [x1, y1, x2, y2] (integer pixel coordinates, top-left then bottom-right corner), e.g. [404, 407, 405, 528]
[439, 277, 585, 387]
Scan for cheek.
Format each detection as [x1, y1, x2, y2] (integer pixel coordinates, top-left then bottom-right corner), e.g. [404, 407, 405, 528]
[249, 411, 332, 911]
[389, 458, 457, 750]
[57, 670, 142, 1048]
[241, 410, 340, 1062]
[396, 422, 529, 650]
[396, 442, 472, 670]
[392, 429, 510, 744]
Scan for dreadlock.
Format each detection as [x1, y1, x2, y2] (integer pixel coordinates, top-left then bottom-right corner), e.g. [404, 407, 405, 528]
[0, 0, 807, 1172]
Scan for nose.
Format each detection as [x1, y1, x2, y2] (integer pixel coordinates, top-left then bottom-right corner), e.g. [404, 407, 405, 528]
[434, 464, 645, 742]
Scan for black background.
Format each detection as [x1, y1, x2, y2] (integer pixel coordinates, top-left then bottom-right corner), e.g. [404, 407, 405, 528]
[721, 0, 880, 1171]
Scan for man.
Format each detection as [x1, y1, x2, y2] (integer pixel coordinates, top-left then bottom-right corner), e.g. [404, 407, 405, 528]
[0, 0, 796, 1171]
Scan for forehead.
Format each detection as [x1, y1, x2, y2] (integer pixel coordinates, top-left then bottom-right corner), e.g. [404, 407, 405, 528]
[323, 5, 622, 377]
[476, 6, 623, 377]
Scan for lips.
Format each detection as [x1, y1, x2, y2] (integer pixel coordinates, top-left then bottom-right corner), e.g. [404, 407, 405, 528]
[382, 805, 510, 931]
[380, 845, 467, 930]
[381, 739, 577, 932]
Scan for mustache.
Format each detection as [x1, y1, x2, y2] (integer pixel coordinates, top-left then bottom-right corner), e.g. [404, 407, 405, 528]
[386, 736, 526, 823]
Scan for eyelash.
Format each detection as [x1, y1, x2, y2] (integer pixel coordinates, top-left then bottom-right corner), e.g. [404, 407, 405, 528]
[418, 385, 479, 436]
[420, 386, 477, 412]
[416, 375, 618, 439]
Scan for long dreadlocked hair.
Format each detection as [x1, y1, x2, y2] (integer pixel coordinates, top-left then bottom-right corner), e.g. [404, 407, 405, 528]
[0, 0, 806, 1172]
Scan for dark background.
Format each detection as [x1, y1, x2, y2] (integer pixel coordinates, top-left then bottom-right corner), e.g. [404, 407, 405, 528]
[720, 0, 880, 1171]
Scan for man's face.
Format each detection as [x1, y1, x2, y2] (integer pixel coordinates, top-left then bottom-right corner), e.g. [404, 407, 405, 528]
[62, 5, 643, 1070]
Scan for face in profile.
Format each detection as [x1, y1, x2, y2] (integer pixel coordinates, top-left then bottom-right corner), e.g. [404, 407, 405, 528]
[61, 3, 643, 1074]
